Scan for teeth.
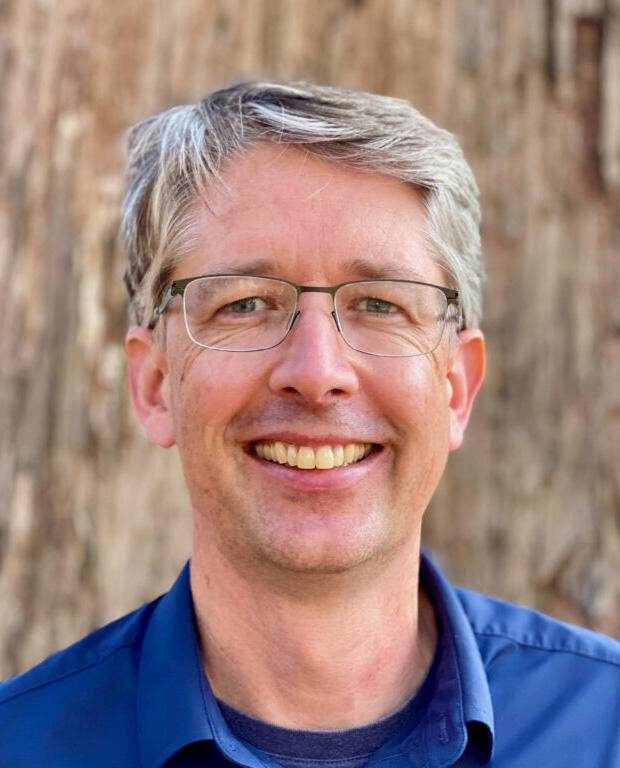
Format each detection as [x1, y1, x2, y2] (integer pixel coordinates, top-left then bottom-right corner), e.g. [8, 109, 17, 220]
[344, 444, 356, 464]
[287, 443, 298, 466]
[315, 446, 334, 469]
[333, 445, 344, 467]
[297, 447, 316, 469]
[254, 441, 373, 470]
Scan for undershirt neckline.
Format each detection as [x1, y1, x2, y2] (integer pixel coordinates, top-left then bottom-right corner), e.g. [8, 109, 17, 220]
[216, 646, 439, 766]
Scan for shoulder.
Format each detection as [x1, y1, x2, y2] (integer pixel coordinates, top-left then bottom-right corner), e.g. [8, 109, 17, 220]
[0, 598, 158, 706]
[456, 586, 620, 668]
[454, 589, 620, 764]
[0, 598, 160, 767]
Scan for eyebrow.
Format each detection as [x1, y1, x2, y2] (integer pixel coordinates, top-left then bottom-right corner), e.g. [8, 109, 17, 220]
[202, 257, 430, 283]
[340, 258, 430, 282]
[205, 258, 276, 276]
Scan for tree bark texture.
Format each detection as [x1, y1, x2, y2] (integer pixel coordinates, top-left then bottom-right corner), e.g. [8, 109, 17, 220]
[1, 0, 619, 677]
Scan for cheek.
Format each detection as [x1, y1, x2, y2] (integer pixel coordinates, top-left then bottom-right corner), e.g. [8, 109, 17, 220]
[171, 352, 267, 447]
[373, 358, 450, 436]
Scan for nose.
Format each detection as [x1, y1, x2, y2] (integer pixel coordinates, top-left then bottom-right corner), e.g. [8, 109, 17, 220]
[267, 300, 360, 404]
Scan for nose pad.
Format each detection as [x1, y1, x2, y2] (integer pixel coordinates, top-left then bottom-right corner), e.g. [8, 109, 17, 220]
[286, 309, 343, 340]
[331, 310, 342, 333]
[288, 310, 300, 332]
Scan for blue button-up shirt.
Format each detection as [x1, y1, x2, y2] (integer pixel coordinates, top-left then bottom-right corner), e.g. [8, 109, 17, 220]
[1, 553, 619, 766]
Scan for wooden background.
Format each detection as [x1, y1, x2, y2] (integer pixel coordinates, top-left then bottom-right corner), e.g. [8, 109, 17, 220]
[1, 0, 619, 678]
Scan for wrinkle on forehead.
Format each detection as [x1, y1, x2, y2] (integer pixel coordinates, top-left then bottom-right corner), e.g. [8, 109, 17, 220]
[197, 144, 410, 220]
[197, 145, 297, 218]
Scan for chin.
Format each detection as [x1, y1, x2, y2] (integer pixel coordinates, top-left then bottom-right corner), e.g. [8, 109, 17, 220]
[248, 522, 396, 577]
[259, 546, 376, 576]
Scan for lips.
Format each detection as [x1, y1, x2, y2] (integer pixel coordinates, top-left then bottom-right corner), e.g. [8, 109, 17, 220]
[254, 440, 374, 469]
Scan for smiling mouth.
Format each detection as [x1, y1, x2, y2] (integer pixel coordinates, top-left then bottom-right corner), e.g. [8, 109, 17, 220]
[254, 441, 374, 470]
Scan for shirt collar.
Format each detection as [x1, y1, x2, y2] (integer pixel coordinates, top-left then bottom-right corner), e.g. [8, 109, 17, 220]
[137, 555, 494, 768]
[137, 562, 208, 768]
[415, 551, 495, 765]
[137, 563, 266, 768]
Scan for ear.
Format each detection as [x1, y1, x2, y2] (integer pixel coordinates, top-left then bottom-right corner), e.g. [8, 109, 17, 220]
[446, 329, 485, 451]
[125, 326, 176, 447]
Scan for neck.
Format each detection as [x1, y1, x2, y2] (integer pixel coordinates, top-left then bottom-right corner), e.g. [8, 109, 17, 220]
[190, 538, 437, 730]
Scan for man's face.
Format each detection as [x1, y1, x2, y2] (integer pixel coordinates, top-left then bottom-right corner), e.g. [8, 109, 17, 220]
[128, 144, 483, 577]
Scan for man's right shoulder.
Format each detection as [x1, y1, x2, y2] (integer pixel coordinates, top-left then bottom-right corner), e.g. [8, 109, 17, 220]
[0, 597, 161, 767]
[0, 598, 159, 706]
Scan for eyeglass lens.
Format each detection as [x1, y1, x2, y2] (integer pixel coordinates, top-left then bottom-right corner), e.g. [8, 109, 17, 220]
[182, 276, 449, 356]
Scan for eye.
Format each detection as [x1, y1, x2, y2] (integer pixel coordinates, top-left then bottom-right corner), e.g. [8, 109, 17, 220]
[355, 297, 399, 314]
[222, 296, 270, 314]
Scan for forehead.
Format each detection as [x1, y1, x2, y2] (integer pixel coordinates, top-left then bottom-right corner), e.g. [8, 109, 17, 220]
[179, 143, 441, 283]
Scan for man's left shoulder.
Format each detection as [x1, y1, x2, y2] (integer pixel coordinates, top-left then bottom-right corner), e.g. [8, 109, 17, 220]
[456, 586, 620, 665]
[457, 589, 620, 705]
[455, 588, 620, 764]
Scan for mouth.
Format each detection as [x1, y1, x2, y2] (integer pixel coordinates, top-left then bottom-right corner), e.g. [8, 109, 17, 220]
[253, 440, 376, 470]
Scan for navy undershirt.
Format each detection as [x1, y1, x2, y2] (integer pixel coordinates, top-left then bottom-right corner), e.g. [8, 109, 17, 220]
[216, 648, 439, 768]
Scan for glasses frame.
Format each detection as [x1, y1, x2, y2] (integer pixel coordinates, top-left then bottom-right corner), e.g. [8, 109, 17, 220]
[152, 274, 460, 357]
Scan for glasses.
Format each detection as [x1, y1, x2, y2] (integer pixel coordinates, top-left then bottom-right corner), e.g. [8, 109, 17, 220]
[153, 275, 460, 357]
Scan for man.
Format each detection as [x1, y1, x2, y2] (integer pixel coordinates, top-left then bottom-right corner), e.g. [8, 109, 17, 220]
[1, 81, 619, 767]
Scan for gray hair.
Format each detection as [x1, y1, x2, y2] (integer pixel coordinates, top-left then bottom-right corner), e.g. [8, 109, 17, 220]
[121, 80, 484, 328]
